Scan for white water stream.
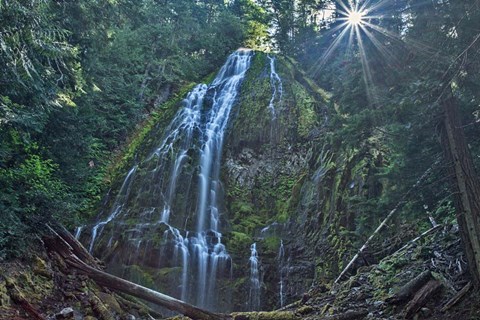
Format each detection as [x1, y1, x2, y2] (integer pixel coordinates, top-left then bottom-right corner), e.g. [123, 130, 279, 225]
[87, 49, 253, 311]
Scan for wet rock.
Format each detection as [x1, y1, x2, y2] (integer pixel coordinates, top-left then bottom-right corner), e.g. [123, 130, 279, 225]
[55, 307, 74, 319]
[373, 300, 384, 308]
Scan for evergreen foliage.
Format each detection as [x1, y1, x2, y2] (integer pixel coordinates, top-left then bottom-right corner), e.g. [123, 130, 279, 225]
[1, 0, 480, 288]
[0, 0, 246, 259]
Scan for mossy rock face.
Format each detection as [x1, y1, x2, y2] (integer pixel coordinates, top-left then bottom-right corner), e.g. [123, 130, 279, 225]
[225, 231, 253, 256]
[221, 53, 323, 311]
[86, 52, 332, 312]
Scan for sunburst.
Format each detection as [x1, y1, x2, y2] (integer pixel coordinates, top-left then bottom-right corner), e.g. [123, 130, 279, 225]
[312, 0, 405, 104]
[346, 9, 365, 26]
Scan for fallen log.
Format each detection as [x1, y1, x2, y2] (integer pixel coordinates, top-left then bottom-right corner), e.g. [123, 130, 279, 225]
[323, 309, 368, 320]
[230, 309, 367, 320]
[116, 293, 164, 318]
[333, 202, 405, 284]
[5, 278, 46, 320]
[231, 311, 299, 320]
[334, 162, 437, 284]
[44, 227, 230, 320]
[50, 223, 100, 268]
[392, 224, 443, 257]
[386, 270, 432, 305]
[405, 280, 442, 319]
[441, 281, 472, 312]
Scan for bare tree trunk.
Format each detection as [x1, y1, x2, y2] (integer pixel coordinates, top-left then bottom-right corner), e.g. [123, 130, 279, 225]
[386, 271, 433, 305]
[334, 163, 436, 283]
[441, 90, 480, 287]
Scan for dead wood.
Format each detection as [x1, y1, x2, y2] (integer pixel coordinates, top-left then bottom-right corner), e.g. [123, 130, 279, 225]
[392, 225, 443, 256]
[405, 280, 442, 319]
[5, 279, 46, 320]
[441, 281, 472, 312]
[48, 223, 100, 268]
[334, 162, 437, 284]
[44, 226, 230, 320]
[116, 293, 164, 318]
[323, 309, 368, 319]
[231, 311, 299, 320]
[386, 271, 432, 305]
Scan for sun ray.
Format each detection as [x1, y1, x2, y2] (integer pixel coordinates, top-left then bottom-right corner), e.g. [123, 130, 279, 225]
[337, 0, 352, 14]
[355, 23, 378, 105]
[308, 19, 356, 75]
[363, 21, 442, 59]
[312, 0, 463, 105]
[359, 24, 401, 70]
[311, 24, 352, 74]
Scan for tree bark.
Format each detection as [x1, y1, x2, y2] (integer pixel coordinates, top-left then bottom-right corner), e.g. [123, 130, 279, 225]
[386, 271, 433, 305]
[5, 278, 46, 320]
[441, 281, 472, 312]
[334, 161, 436, 283]
[440, 90, 480, 287]
[404, 280, 442, 319]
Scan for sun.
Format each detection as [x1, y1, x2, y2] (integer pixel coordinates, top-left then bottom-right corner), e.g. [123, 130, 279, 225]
[347, 9, 365, 26]
[312, 0, 398, 104]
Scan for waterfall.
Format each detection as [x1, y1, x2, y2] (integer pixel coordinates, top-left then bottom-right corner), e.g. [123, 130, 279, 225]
[197, 51, 252, 232]
[278, 240, 285, 308]
[267, 55, 283, 121]
[74, 226, 83, 240]
[86, 49, 253, 311]
[248, 243, 261, 311]
[88, 165, 137, 252]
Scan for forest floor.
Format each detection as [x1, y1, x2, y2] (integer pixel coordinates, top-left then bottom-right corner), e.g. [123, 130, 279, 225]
[1, 224, 480, 320]
[278, 224, 480, 320]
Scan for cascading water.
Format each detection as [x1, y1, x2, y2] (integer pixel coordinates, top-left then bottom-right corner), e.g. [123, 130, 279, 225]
[267, 55, 283, 120]
[85, 49, 253, 312]
[74, 226, 83, 240]
[89, 165, 137, 252]
[248, 243, 261, 311]
[278, 240, 285, 308]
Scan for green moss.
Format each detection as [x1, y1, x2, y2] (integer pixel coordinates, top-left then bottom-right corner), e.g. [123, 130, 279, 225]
[225, 231, 253, 255]
[232, 66, 272, 147]
[290, 82, 319, 139]
[107, 82, 197, 179]
[271, 172, 307, 223]
[263, 235, 281, 252]
[234, 201, 255, 216]
[0, 280, 11, 307]
[297, 305, 314, 315]
[233, 214, 265, 235]
[123, 264, 182, 294]
[123, 265, 156, 289]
